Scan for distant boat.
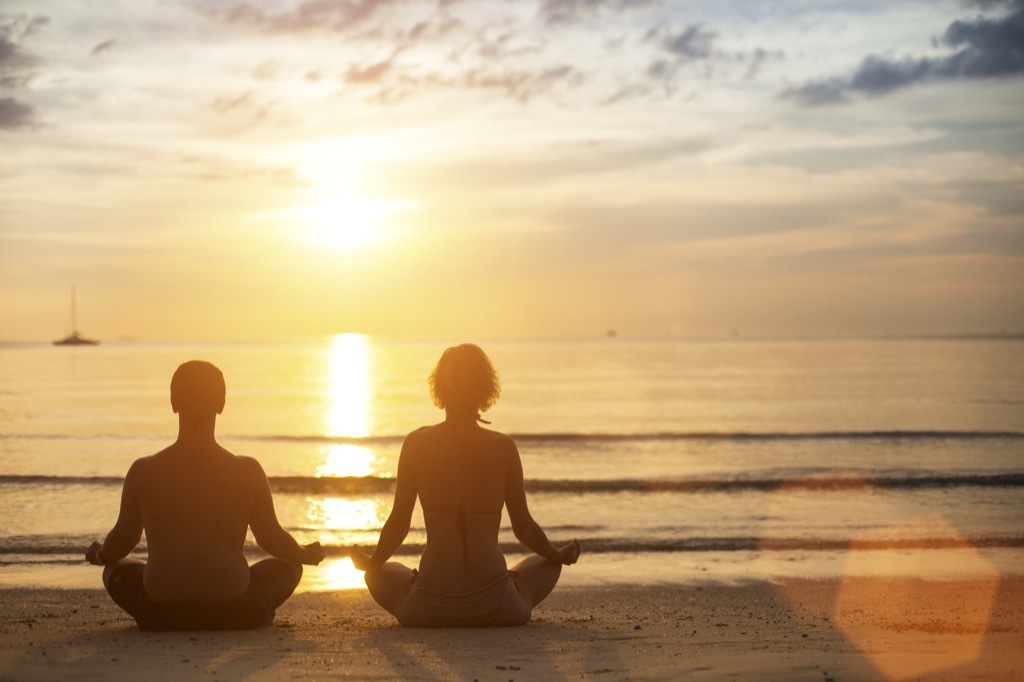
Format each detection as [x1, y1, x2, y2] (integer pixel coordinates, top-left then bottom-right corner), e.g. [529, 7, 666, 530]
[53, 288, 99, 346]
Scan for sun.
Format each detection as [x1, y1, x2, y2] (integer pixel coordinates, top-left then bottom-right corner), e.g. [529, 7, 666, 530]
[297, 195, 398, 250]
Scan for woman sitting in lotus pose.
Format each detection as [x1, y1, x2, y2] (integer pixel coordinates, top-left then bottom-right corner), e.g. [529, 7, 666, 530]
[350, 343, 580, 627]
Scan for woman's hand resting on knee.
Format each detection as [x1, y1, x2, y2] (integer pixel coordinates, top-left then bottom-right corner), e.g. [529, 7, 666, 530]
[558, 539, 581, 565]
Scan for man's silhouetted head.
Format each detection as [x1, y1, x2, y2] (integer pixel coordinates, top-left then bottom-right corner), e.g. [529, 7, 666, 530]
[171, 360, 226, 421]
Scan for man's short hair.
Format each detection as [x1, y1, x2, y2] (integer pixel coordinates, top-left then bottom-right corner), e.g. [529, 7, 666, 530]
[171, 360, 226, 418]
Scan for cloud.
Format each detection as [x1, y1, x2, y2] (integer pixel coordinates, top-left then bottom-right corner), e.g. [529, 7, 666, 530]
[357, 62, 585, 105]
[192, 1, 769, 108]
[1, 15, 48, 92]
[210, 90, 255, 114]
[90, 39, 117, 57]
[783, 3, 1024, 106]
[779, 77, 848, 107]
[192, 0, 591, 105]
[345, 59, 394, 84]
[846, 56, 933, 95]
[459, 64, 583, 103]
[961, 0, 1022, 10]
[0, 20, 39, 129]
[662, 24, 716, 62]
[1, 14, 49, 41]
[176, 156, 306, 186]
[954, 179, 1024, 217]
[634, 21, 719, 92]
[939, 4, 1024, 77]
[741, 46, 782, 80]
[192, 0, 414, 34]
[0, 35, 14, 64]
[538, 0, 652, 25]
[207, 90, 277, 127]
[475, 28, 544, 62]
[0, 96, 34, 129]
[648, 23, 716, 62]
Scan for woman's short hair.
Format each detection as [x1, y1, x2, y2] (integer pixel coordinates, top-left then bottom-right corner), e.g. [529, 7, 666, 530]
[429, 344, 501, 413]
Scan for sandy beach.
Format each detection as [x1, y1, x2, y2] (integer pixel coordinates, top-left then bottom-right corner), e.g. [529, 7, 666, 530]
[1, 577, 1020, 681]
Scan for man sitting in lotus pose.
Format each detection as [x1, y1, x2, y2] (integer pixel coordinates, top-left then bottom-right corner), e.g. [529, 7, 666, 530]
[86, 360, 324, 630]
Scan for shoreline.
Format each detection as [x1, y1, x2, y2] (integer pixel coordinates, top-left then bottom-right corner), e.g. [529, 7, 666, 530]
[1, 578, 1020, 681]
[4, 546, 1024, 593]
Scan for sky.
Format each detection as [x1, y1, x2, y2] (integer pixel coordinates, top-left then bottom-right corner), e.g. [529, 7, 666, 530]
[1, 0, 1022, 341]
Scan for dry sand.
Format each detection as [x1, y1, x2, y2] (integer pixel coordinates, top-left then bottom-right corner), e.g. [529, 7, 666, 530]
[1, 578, 1020, 681]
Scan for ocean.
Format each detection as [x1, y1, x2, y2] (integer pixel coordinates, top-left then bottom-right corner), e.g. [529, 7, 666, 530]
[1, 336, 1022, 591]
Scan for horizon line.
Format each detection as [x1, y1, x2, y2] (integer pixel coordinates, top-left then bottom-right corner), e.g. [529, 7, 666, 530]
[3, 331, 1024, 345]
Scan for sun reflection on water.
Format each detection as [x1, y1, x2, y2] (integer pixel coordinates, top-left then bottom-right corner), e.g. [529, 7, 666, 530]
[325, 333, 372, 439]
[306, 334, 390, 590]
[304, 556, 367, 591]
[315, 444, 376, 478]
[307, 497, 384, 532]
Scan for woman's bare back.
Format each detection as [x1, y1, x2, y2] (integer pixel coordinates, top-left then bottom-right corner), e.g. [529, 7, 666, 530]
[407, 422, 515, 591]
[350, 343, 579, 626]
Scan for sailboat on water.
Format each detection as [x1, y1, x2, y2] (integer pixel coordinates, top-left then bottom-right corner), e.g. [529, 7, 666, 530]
[53, 287, 99, 346]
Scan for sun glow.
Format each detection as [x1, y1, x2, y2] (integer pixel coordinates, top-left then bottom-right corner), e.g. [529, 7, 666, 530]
[301, 195, 389, 248]
[279, 138, 414, 252]
[291, 195, 405, 250]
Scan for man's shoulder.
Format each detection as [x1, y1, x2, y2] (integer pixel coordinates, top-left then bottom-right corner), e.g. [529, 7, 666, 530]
[127, 450, 161, 472]
[227, 453, 268, 482]
[122, 451, 165, 487]
[231, 452, 262, 469]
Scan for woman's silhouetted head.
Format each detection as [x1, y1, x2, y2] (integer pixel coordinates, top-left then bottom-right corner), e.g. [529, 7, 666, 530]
[429, 344, 501, 417]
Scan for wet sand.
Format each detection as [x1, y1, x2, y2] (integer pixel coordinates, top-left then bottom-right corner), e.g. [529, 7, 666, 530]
[1, 578, 1020, 681]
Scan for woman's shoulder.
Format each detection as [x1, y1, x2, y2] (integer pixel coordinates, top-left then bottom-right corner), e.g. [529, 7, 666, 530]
[405, 423, 439, 440]
[476, 426, 518, 454]
[404, 422, 516, 449]
[400, 424, 442, 451]
[477, 424, 513, 440]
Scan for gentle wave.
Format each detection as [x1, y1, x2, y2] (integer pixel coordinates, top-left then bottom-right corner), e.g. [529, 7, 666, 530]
[509, 430, 1024, 443]
[4, 429, 1023, 444]
[523, 473, 1024, 493]
[2, 473, 1022, 494]
[3, 535, 1023, 559]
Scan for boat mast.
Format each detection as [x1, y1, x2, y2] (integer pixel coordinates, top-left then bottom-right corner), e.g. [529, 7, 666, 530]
[69, 286, 78, 334]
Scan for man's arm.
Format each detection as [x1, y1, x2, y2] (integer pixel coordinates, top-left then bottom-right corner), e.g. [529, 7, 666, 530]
[86, 460, 145, 565]
[248, 458, 324, 565]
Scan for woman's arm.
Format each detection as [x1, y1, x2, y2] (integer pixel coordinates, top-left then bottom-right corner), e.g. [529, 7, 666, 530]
[353, 435, 418, 570]
[504, 442, 580, 565]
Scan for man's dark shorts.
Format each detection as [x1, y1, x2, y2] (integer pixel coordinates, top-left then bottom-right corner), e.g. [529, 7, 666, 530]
[105, 558, 301, 631]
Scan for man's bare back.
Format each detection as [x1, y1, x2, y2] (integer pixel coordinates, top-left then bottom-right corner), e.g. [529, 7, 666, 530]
[85, 360, 323, 629]
[129, 442, 279, 600]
